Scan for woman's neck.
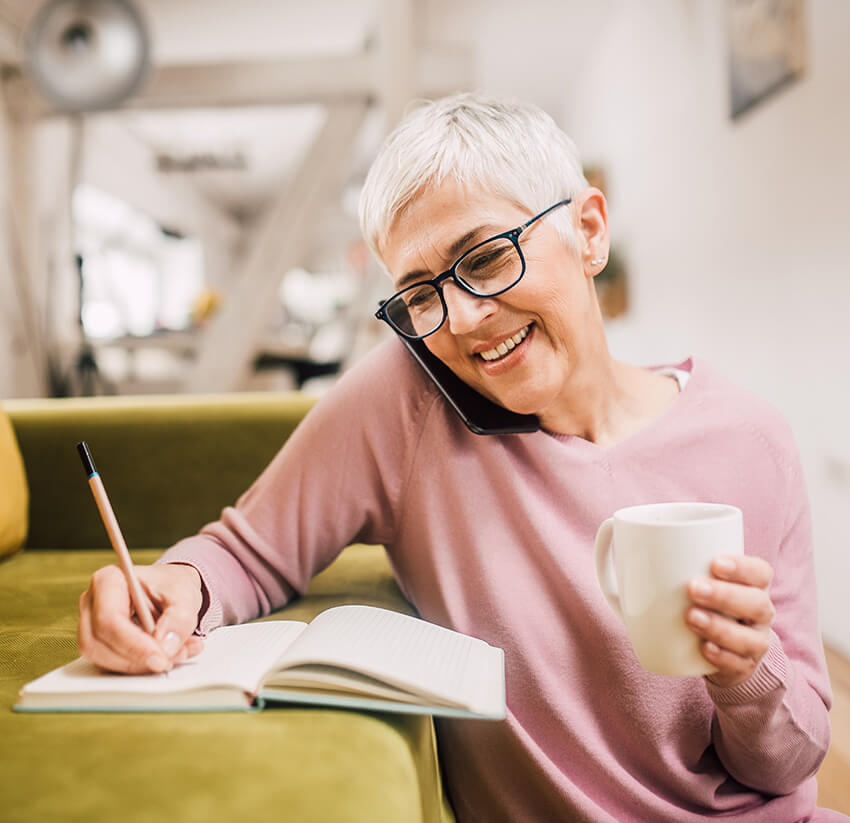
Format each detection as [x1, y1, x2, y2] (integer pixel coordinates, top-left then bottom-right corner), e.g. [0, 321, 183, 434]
[539, 355, 680, 447]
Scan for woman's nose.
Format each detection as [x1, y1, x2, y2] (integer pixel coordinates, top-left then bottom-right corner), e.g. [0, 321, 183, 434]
[442, 282, 497, 334]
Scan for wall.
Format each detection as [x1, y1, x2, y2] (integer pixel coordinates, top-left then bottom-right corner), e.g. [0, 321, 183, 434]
[564, 0, 850, 654]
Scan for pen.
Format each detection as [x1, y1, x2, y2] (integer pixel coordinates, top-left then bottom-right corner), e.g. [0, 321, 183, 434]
[76, 441, 156, 634]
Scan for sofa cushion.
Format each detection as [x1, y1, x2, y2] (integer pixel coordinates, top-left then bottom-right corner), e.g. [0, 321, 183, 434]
[0, 544, 455, 823]
[0, 404, 28, 558]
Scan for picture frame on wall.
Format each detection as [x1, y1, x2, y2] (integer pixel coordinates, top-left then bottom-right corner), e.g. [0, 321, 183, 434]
[729, 0, 807, 119]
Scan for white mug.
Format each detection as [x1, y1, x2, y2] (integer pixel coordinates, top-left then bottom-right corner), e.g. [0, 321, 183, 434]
[593, 502, 744, 676]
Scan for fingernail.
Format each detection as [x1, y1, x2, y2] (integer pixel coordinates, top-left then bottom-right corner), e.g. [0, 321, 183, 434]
[692, 580, 712, 598]
[161, 631, 181, 657]
[714, 556, 735, 574]
[690, 609, 709, 628]
[146, 653, 169, 672]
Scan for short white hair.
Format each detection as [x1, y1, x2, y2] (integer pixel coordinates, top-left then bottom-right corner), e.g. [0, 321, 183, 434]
[359, 92, 588, 264]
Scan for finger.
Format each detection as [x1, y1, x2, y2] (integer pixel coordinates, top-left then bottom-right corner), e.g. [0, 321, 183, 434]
[89, 621, 172, 674]
[687, 578, 776, 625]
[80, 587, 155, 673]
[150, 598, 199, 649]
[686, 607, 772, 661]
[79, 601, 157, 673]
[142, 571, 203, 660]
[79, 585, 121, 667]
[88, 566, 171, 673]
[78, 588, 110, 666]
[183, 636, 205, 658]
[701, 640, 757, 680]
[711, 555, 773, 589]
[169, 636, 205, 666]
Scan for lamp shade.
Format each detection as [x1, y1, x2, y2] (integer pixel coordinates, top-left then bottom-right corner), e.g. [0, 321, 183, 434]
[24, 0, 150, 112]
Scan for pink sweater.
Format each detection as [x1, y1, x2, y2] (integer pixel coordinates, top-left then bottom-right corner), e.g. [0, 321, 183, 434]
[161, 339, 836, 822]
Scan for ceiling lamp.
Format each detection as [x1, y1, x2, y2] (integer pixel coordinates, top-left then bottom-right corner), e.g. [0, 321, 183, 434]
[24, 0, 150, 112]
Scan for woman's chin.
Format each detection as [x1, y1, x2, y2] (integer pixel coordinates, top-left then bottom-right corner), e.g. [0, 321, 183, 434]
[490, 388, 549, 418]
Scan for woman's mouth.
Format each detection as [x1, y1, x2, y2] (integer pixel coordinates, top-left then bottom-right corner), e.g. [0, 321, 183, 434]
[477, 324, 532, 362]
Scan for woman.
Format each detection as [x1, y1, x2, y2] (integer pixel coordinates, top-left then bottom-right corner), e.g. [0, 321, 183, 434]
[78, 93, 842, 822]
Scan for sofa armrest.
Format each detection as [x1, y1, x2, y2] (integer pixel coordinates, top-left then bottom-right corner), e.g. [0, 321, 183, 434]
[5, 392, 315, 551]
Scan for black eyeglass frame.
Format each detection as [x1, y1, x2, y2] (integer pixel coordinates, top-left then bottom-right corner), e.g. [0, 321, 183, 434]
[374, 198, 572, 340]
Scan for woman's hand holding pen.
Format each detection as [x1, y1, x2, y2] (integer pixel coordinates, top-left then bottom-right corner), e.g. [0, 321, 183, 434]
[78, 563, 205, 674]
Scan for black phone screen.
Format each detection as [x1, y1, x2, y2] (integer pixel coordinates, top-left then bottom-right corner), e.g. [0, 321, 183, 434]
[398, 337, 540, 435]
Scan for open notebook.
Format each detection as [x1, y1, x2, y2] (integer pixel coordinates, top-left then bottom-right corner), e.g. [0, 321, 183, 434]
[15, 605, 506, 718]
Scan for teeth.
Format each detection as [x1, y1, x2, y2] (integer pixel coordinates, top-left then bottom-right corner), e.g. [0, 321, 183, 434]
[479, 325, 530, 361]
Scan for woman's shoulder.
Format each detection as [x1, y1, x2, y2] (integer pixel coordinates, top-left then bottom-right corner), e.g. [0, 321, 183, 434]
[311, 337, 443, 434]
[336, 336, 438, 401]
[686, 357, 802, 474]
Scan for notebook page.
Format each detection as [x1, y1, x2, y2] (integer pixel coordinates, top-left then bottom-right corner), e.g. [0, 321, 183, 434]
[21, 621, 306, 698]
[277, 606, 502, 713]
[265, 665, 429, 704]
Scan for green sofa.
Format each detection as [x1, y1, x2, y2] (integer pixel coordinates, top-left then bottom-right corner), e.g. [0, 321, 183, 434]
[0, 393, 455, 823]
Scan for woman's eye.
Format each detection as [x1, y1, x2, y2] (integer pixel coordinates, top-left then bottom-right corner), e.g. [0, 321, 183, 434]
[469, 254, 494, 271]
[466, 246, 511, 275]
[405, 288, 437, 309]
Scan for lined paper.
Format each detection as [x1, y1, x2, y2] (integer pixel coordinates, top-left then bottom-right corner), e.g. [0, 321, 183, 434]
[276, 605, 502, 713]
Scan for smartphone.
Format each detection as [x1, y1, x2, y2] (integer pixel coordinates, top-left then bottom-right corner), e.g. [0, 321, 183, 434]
[399, 336, 540, 435]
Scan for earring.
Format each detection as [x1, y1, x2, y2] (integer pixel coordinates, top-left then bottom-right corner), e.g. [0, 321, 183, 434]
[591, 257, 606, 266]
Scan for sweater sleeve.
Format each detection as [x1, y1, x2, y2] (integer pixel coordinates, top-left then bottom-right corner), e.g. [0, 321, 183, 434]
[157, 340, 435, 634]
[704, 431, 832, 795]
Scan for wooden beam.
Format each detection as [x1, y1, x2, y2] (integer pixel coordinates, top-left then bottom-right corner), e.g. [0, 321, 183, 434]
[138, 54, 374, 110]
[0, 77, 47, 394]
[184, 100, 368, 393]
[0, 16, 19, 65]
[8, 47, 471, 118]
[376, 0, 416, 132]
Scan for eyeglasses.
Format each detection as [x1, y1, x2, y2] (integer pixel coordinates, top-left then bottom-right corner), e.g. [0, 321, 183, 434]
[375, 198, 572, 340]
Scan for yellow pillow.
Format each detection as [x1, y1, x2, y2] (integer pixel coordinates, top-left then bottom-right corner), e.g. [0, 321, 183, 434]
[0, 405, 28, 557]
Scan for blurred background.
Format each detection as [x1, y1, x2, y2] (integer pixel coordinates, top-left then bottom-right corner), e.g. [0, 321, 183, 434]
[0, 0, 847, 655]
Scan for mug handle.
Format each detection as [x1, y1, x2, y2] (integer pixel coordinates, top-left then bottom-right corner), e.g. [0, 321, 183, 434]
[593, 517, 624, 621]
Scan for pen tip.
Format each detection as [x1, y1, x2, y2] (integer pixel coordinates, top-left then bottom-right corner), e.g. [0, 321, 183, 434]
[77, 442, 96, 476]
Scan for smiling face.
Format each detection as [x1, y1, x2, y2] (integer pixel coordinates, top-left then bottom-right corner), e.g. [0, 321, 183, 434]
[379, 179, 612, 429]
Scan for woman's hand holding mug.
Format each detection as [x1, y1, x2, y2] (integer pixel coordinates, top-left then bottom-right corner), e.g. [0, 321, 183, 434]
[593, 502, 773, 680]
[685, 553, 775, 687]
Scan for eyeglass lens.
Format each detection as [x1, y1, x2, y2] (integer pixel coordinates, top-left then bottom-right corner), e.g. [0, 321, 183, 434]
[385, 236, 523, 337]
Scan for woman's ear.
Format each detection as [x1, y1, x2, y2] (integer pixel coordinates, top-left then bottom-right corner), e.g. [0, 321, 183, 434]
[576, 187, 610, 278]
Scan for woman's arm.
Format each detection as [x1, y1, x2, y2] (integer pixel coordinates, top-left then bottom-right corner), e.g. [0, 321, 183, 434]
[691, 458, 832, 795]
[158, 340, 433, 634]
